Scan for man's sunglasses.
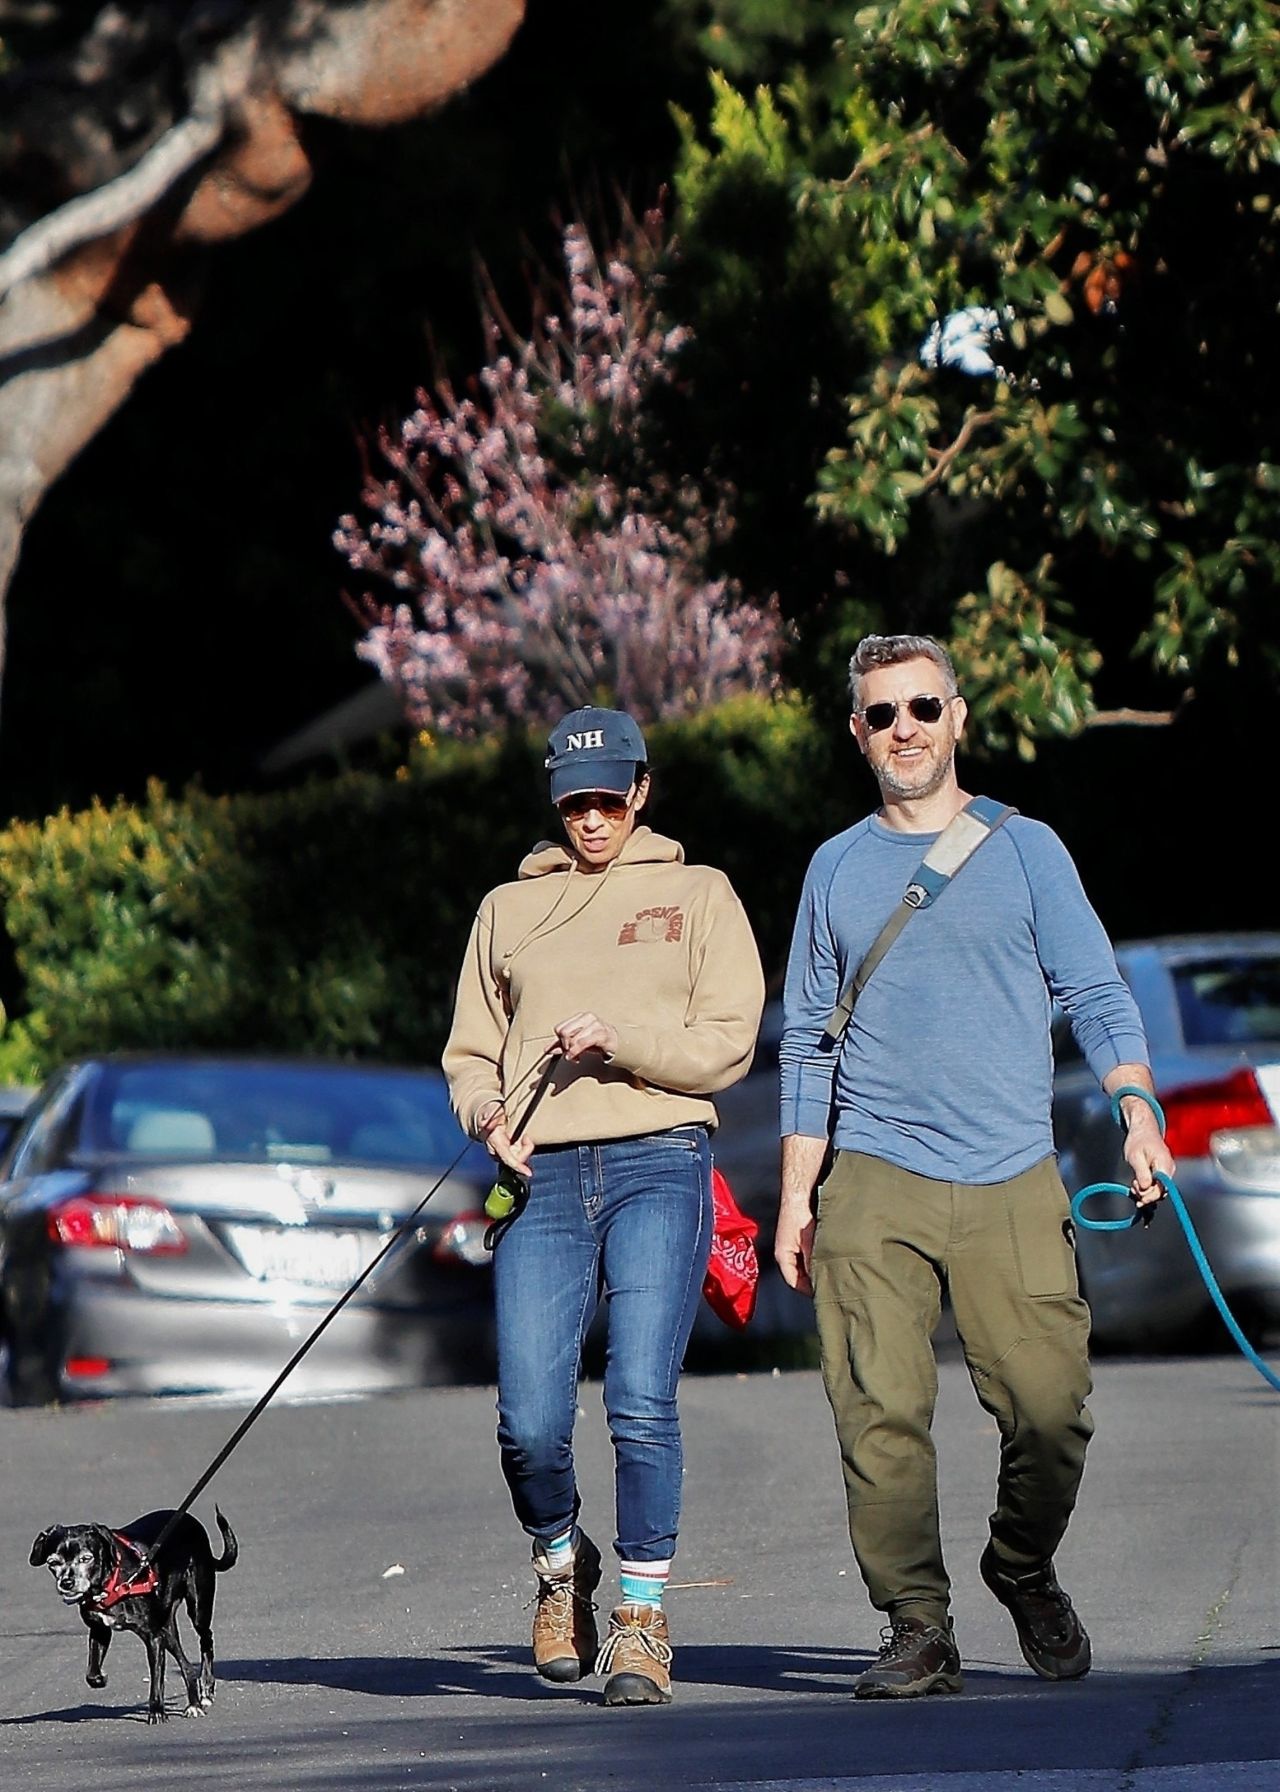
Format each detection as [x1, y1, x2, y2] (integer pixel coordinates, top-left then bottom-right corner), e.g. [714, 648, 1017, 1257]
[858, 694, 954, 734]
[557, 791, 632, 820]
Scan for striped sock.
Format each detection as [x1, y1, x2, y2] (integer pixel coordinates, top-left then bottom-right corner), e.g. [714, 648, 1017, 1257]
[539, 1527, 576, 1576]
[619, 1559, 670, 1609]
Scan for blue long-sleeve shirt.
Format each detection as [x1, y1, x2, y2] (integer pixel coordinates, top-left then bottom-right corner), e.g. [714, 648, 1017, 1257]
[780, 812, 1150, 1184]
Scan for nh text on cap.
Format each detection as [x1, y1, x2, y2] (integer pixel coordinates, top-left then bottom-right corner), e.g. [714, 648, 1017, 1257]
[544, 706, 648, 804]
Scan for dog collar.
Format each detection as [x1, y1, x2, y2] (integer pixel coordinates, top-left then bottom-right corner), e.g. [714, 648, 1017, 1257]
[92, 1535, 160, 1609]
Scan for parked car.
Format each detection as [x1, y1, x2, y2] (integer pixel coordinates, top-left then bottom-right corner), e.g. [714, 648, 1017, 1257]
[0, 1054, 497, 1405]
[1054, 931, 1280, 1349]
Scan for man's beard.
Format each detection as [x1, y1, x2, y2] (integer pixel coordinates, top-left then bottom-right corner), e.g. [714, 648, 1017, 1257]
[875, 740, 955, 801]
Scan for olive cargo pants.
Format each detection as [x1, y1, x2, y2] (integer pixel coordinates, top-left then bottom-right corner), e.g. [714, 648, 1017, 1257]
[811, 1151, 1094, 1627]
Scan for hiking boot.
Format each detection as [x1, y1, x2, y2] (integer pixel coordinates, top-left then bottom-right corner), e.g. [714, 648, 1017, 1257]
[596, 1603, 673, 1705]
[530, 1531, 602, 1683]
[852, 1614, 963, 1699]
[980, 1544, 1091, 1681]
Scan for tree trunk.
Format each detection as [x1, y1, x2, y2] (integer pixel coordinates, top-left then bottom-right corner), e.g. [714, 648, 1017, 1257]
[0, 0, 525, 705]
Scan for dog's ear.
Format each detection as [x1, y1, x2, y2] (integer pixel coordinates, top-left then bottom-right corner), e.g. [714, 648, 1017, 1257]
[29, 1527, 64, 1566]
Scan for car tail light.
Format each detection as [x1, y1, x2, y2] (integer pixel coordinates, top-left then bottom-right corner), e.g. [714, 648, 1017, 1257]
[47, 1195, 187, 1255]
[64, 1356, 112, 1379]
[431, 1212, 491, 1269]
[1161, 1068, 1273, 1159]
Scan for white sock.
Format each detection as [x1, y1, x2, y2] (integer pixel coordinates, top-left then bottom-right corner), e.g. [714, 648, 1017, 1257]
[539, 1527, 576, 1575]
[619, 1559, 670, 1608]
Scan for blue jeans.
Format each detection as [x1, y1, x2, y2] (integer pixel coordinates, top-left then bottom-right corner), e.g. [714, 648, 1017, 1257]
[493, 1125, 712, 1563]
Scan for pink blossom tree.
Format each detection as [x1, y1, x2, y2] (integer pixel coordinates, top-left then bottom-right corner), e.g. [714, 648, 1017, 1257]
[334, 209, 783, 737]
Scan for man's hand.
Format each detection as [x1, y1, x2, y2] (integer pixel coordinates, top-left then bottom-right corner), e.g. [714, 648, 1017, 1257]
[555, 1011, 619, 1062]
[1122, 1116, 1176, 1214]
[776, 1134, 827, 1297]
[1104, 1067, 1177, 1214]
[475, 1101, 534, 1179]
[774, 1193, 815, 1297]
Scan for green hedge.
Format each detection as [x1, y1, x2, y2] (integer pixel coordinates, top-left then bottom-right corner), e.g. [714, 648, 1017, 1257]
[0, 696, 846, 1082]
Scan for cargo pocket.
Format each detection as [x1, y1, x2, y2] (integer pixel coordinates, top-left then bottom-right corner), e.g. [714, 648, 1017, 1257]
[811, 1251, 871, 1420]
[1006, 1162, 1078, 1299]
[812, 1150, 859, 1247]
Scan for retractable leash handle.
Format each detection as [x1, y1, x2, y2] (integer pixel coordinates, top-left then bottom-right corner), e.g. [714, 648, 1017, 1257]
[481, 1048, 560, 1244]
[1071, 1084, 1280, 1395]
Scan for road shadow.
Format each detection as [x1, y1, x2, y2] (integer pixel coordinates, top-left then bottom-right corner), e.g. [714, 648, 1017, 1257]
[217, 1641, 873, 1700]
[216, 1642, 1053, 1701]
[215, 1651, 1280, 1788]
[1, 1700, 176, 1727]
[7, 1656, 1277, 1789]
[221, 1651, 546, 1701]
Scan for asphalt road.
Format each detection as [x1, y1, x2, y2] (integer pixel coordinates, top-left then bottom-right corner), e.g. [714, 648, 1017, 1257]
[2, 1347, 1277, 1792]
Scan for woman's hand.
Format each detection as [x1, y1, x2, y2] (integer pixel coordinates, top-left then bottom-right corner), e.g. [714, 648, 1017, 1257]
[555, 1011, 619, 1062]
[476, 1101, 534, 1178]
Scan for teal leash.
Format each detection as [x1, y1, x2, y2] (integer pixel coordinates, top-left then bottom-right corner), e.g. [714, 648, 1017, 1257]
[1071, 1085, 1280, 1394]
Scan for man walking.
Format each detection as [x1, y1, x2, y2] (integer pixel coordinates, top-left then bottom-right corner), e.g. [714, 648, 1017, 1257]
[775, 633, 1174, 1698]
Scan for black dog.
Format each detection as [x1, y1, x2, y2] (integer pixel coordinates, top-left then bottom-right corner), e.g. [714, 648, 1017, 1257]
[30, 1508, 238, 1723]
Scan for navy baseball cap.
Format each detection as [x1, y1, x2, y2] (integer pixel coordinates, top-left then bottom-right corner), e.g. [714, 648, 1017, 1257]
[544, 706, 648, 803]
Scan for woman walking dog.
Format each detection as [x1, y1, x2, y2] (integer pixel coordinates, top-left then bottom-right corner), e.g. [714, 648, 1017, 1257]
[444, 705, 764, 1705]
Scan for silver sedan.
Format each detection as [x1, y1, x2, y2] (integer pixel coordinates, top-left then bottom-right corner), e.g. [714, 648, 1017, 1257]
[0, 1054, 496, 1404]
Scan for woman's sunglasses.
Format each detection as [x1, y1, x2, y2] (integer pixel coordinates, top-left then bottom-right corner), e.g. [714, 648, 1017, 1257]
[858, 694, 953, 734]
[557, 791, 632, 820]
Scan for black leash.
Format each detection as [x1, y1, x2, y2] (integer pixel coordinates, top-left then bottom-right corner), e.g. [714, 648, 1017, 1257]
[127, 1048, 559, 1582]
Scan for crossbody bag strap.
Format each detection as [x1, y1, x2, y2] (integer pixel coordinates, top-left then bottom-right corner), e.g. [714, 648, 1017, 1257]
[820, 795, 1016, 1047]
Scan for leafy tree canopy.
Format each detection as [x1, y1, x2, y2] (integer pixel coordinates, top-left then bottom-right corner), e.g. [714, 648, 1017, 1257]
[668, 0, 1280, 755]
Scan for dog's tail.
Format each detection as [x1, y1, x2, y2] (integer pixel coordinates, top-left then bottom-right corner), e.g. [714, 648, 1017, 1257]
[212, 1507, 239, 1573]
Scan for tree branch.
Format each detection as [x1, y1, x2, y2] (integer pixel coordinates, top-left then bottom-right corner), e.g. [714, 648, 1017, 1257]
[921, 408, 999, 491]
[1084, 706, 1180, 728]
[0, 108, 226, 302]
[832, 124, 949, 187]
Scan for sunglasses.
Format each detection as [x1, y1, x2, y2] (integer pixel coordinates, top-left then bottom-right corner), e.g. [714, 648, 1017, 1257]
[858, 694, 954, 734]
[557, 791, 632, 820]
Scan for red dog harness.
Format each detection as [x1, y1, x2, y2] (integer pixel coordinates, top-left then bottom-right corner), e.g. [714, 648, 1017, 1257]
[91, 1535, 160, 1610]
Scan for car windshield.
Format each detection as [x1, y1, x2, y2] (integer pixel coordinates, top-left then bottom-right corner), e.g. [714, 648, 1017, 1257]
[1172, 954, 1280, 1048]
[80, 1062, 483, 1170]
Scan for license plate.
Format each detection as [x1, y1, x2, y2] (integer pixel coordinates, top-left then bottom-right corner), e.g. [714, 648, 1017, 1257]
[228, 1226, 381, 1289]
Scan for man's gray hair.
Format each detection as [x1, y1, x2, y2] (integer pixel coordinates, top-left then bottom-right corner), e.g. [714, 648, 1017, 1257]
[849, 634, 959, 709]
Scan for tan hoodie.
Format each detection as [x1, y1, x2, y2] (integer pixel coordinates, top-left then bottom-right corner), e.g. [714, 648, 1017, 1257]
[443, 825, 766, 1147]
